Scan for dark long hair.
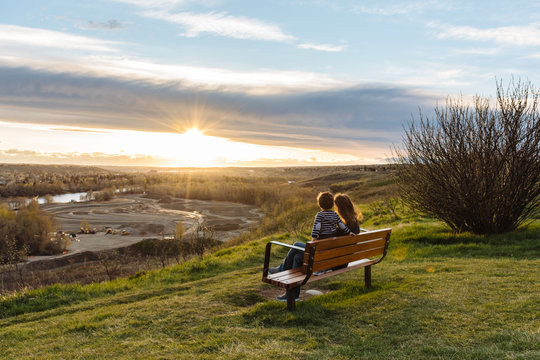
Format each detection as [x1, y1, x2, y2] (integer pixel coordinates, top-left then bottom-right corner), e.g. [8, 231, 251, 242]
[334, 193, 361, 227]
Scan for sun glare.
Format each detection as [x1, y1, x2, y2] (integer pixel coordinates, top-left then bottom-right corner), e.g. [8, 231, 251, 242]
[0, 121, 363, 167]
[183, 127, 204, 137]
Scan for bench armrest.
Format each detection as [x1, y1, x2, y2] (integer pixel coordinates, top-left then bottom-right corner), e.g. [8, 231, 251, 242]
[269, 240, 306, 251]
[262, 240, 306, 278]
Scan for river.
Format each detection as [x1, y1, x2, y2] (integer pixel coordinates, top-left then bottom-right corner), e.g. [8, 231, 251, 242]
[37, 192, 90, 204]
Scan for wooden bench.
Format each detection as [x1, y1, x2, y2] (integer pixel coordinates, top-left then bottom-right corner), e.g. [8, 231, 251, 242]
[262, 228, 392, 310]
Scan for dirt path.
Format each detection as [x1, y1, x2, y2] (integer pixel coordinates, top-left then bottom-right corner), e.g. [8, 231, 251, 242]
[33, 194, 262, 262]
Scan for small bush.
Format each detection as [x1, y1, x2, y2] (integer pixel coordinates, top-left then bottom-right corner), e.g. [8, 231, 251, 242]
[94, 187, 115, 201]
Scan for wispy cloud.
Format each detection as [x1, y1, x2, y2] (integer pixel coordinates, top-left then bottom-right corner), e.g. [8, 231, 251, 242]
[450, 47, 501, 56]
[51, 128, 111, 134]
[0, 55, 345, 91]
[114, 0, 342, 53]
[0, 148, 167, 166]
[432, 23, 540, 46]
[0, 25, 120, 52]
[354, 0, 452, 16]
[525, 52, 540, 58]
[110, 0, 190, 9]
[298, 42, 347, 52]
[380, 61, 493, 91]
[82, 19, 126, 30]
[0, 25, 343, 92]
[143, 10, 296, 41]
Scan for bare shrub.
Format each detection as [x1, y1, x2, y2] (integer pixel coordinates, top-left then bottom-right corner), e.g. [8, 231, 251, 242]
[98, 251, 122, 281]
[394, 80, 540, 234]
[366, 198, 400, 221]
[189, 221, 220, 257]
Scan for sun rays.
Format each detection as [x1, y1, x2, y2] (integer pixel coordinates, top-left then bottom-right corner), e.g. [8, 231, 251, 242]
[0, 120, 363, 166]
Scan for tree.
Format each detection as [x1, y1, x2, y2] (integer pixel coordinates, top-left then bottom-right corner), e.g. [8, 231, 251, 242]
[175, 221, 185, 240]
[189, 220, 219, 257]
[15, 200, 55, 254]
[394, 80, 540, 234]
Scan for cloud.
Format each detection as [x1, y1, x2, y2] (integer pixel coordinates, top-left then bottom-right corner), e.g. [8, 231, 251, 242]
[0, 25, 343, 92]
[0, 66, 439, 155]
[83, 19, 125, 30]
[0, 55, 345, 92]
[354, 0, 452, 16]
[0, 32, 345, 93]
[0, 148, 168, 166]
[525, 52, 540, 59]
[432, 23, 540, 46]
[450, 47, 501, 56]
[50, 128, 111, 134]
[0, 25, 121, 52]
[142, 10, 296, 41]
[0, 147, 369, 167]
[113, 0, 342, 55]
[111, 0, 191, 9]
[298, 42, 347, 52]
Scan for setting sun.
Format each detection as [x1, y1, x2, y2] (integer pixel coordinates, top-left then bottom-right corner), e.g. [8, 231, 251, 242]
[0, 121, 363, 167]
[182, 128, 204, 137]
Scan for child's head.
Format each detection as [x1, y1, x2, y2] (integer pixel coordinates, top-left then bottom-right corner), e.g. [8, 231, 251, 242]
[317, 192, 334, 210]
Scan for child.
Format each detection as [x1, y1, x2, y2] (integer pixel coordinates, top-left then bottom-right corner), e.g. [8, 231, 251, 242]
[270, 192, 351, 301]
[311, 191, 351, 240]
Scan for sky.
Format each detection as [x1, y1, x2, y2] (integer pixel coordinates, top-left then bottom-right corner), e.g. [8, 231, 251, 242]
[0, 0, 539, 167]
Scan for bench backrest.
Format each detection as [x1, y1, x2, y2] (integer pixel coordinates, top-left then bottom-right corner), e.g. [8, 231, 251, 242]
[302, 228, 392, 273]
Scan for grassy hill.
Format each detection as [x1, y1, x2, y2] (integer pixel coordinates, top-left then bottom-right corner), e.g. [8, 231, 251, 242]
[1, 211, 539, 359]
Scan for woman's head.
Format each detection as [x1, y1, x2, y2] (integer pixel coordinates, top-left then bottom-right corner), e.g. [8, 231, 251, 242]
[334, 193, 361, 225]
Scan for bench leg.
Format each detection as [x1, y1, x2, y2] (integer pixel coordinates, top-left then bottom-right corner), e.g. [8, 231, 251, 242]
[286, 288, 296, 311]
[364, 265, 372, 288]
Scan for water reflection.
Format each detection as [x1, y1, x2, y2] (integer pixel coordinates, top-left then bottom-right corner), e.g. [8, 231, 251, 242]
[37, 192, 91, 204]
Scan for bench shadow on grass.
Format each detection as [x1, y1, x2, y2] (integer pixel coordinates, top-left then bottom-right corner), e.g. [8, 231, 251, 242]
[241, 282, 393, 329]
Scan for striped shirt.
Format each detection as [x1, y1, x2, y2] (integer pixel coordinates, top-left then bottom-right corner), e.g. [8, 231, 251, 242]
[311, 210, 350, 239]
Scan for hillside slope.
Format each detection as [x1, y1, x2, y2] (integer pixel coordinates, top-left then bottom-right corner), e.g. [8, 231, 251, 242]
[1, 220, 539, 359]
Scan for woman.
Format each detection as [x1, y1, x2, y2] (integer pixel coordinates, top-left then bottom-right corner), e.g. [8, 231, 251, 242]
[334, 193, 363, 235]
[331, 193, 363, 271]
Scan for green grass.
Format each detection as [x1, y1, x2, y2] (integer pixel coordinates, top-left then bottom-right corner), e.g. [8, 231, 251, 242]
[1, 220, 539, 359]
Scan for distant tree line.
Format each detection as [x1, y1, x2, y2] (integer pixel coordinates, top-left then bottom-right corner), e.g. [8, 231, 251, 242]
[0, 173, 138, 198]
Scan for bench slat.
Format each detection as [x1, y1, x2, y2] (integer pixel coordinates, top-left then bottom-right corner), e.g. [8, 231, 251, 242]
[309, 229, 391, 251]
[264, 269, 306, 288]
[267, 269, 303, 282]
[280, 274, 308, 286]
[311, 238, 387, 262]
[266, 277, 305, 288]
[311, 246, 385, 272]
